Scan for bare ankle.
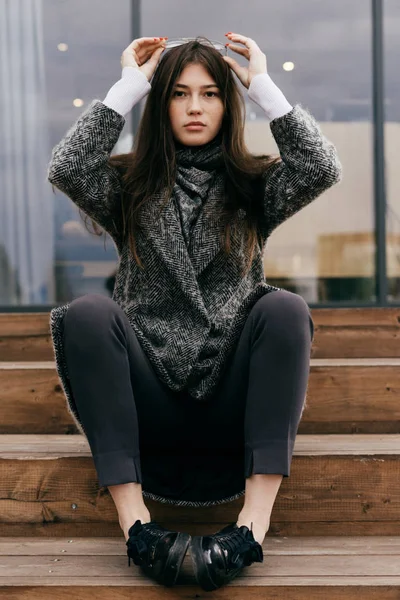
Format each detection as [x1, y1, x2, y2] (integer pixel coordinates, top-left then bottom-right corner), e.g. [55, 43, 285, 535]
[107, 481, 151, 540]
[120, 510, 151, 541]
[237, 508, 270, 533]
[236, 510, 270, 545]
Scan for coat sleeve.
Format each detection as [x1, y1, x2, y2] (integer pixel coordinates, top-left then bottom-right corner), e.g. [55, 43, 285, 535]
[259, 104, 343, 236]
[47, 99, 126, 244]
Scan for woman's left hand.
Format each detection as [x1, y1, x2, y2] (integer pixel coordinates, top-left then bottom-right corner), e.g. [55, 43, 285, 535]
[222, 33, 267, 89]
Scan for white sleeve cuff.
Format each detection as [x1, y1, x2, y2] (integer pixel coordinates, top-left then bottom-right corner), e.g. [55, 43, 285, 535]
[101, 67, 152, 117]
[248, 72, 293, 122]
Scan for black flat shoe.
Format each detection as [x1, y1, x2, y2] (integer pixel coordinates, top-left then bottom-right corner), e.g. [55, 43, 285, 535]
[126, 519, 191, 587]
[190, 521, 264, 591]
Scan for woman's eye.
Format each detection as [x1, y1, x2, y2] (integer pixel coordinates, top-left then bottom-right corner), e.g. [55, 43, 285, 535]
[172, 91, 219, 97]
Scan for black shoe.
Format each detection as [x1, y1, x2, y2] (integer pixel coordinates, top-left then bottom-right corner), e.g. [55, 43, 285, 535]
[126, 519, 191, 587]
[190, 522, 264, 591]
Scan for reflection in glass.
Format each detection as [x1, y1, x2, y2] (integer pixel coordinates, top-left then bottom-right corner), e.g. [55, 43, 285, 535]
[239, 0, 374, 303]
[0, 0, 132, 306]
[384, 0, 400, 301]
[0, 0, 377, 306]
[0, 0, 54, 304]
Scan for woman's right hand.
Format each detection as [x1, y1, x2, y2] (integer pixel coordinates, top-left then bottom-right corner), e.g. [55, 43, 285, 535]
[120, 37, 168, 81]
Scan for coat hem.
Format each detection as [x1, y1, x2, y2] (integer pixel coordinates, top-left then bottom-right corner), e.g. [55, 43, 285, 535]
[141, 488, 245, 507]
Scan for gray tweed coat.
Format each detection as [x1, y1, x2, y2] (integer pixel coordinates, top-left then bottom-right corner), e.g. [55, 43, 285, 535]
[47, 99, 342, 441]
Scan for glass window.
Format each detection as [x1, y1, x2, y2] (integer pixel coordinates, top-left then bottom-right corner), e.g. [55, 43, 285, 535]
[0, 0, 375, 306]
[384, 0, 400, 301]
[0, 0, 131, 306]
[144, 0, 375, 304]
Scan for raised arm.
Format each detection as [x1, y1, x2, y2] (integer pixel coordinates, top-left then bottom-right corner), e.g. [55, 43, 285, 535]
[248, 73, 342, 236]
[47, 67, 151, 244]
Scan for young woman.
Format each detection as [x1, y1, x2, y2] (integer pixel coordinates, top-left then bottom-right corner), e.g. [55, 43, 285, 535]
[47, 34, 342, 591]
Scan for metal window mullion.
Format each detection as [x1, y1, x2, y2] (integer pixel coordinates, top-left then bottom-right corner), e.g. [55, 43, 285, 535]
[372, 0, 388, 305]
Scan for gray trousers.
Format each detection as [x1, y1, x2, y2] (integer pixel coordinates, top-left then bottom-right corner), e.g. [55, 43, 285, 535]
[62, 290, 314, 500]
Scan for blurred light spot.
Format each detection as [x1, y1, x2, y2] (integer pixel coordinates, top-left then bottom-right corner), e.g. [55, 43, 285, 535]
[57, 43, 68, 51]
[283, 61, 295, 71]
[62, 221, 87, 238]
[73, 98, 84, 107]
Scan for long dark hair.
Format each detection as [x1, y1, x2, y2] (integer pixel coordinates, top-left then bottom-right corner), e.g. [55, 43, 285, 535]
[84, 36, 281, 276]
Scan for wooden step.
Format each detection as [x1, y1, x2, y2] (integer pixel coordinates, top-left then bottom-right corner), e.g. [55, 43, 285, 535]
[311, 307, 400, 358]
[2, 307, 400, 361]
[0, 434, 398, 537]
[0, 536, 397, 597]
[1, 360, 399, 434]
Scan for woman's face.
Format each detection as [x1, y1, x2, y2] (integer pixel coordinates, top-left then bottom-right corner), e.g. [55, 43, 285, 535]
[168, 63, 225, 147]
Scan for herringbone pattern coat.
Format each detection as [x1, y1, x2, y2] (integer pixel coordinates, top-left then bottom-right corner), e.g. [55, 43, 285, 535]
[47, 99, 342, 445]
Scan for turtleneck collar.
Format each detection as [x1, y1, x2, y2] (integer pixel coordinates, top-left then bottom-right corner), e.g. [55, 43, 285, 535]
[174, 131, 224, 171]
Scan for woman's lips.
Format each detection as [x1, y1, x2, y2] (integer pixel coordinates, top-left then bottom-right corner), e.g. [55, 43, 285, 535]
[185, 125, 206, 130]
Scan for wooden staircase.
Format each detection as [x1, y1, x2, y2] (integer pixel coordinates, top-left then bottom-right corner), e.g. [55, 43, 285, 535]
[0, 307, 399, 597]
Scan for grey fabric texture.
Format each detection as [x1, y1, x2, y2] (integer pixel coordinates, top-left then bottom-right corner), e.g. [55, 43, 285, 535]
[173, 133, 224, 247]
[47, 99, 342, 444]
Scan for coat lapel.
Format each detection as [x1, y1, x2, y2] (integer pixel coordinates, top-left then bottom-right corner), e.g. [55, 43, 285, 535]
[188, 189, 224, 276]
[137, 170, 226, 323]
[139, 192, 208, 317]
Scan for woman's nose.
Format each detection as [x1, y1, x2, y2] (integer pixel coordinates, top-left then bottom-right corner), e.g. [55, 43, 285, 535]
[188, 97, 202, 111]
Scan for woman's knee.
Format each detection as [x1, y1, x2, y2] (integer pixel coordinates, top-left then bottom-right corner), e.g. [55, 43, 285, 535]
[251, 290, 314, 343]
[63, 293, 120, 337]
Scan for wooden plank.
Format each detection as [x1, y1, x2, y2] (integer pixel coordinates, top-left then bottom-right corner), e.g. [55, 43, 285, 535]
[0, 552, 399, 577]
[1, 521, 400, 538]
[312, 308, 400, 327]
[301, 363, 400, 434]
[0, 363, 54, 369]
[266, 521, 400, 537]
[0, 313, 52, 363]
[0, 365, 74, 435]
[312, 308, 400, 358]
[0, 577, 388, 584]
[2, 307, 399, 334]
[311, 358, 400, 365]
[0, 433, 397, 456]
[0, 536, 398, 565]
[311, 328, 400, 358]
[0, 584, 397, 600]
[2, 308, 400, 361]
[0, 535, 398, 554]
[3, 358, 400, 368]
[0, 362, 400, 434]
[0, 435, 396, 535]
[0, 314, 50, 336]
[0, 537, 398, 596]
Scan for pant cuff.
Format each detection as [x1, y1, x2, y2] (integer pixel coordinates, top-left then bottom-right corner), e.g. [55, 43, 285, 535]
[244, 439, 295, 478]
[93, 449, 142, 487]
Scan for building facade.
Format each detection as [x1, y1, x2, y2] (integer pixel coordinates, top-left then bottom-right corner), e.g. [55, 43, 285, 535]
[0, 0, 398, 309]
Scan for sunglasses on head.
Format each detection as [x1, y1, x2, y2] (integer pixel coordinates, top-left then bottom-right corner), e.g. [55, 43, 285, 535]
[162, 37, 228, 56]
